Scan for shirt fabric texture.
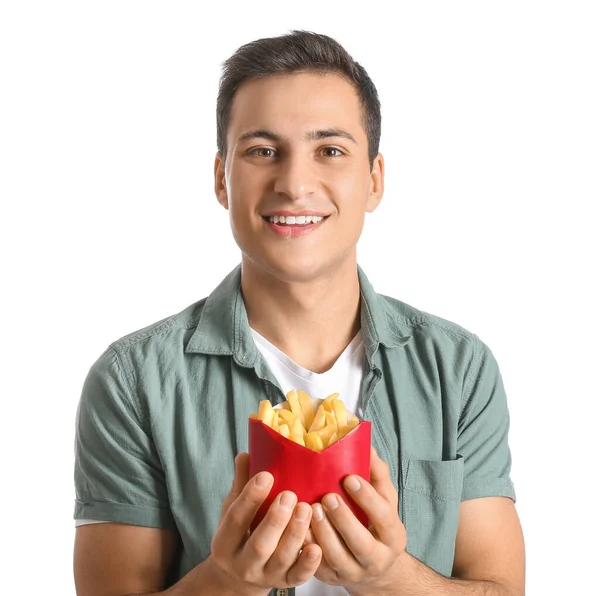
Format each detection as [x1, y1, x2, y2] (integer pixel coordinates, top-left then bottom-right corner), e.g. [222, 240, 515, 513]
[73, 263, 516, 595]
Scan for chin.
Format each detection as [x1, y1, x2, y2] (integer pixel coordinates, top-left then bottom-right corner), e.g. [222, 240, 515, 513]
[243, 252, 326, 284]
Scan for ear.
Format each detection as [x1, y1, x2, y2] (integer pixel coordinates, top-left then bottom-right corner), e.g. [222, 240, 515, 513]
[214, 152, 229, 210]
[366, 153, 384, 213]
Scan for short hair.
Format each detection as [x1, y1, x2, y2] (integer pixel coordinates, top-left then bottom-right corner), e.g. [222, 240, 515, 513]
[216, 29, 381, 172]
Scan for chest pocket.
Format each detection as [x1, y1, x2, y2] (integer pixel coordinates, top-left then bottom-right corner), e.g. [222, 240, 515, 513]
[400, 454, 464, 578]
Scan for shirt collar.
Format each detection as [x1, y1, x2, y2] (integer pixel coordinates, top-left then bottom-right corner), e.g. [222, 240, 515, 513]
[185, 263, 413, 369]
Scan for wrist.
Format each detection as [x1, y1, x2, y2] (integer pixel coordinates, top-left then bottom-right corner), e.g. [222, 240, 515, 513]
[347, 550, 415, 596]
[201, 555, 269, 596]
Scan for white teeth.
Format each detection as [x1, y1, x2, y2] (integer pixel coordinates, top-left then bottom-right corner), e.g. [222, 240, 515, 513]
[268, 215, 325, 225]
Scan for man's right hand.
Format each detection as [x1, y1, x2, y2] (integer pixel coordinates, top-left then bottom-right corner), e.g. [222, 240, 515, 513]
[205, 452, 322, 595]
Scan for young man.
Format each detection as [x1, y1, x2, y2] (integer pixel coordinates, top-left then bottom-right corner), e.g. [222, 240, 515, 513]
[73, 30, 525, 596]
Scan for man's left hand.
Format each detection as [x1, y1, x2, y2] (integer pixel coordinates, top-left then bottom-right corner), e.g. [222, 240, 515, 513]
[307, 445, 409, 595]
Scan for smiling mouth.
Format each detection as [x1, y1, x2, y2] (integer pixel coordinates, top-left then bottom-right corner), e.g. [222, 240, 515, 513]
[262, 216, 330, 226]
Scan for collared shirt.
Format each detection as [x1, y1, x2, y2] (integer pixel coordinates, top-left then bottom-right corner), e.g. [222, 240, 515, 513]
[74, 263, 516, 593]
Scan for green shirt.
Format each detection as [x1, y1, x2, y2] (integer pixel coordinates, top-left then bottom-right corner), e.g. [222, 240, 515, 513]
[74, 263, 516, 589]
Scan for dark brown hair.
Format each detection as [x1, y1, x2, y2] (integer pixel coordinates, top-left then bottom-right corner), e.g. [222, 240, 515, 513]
[216, 30, 381, 172]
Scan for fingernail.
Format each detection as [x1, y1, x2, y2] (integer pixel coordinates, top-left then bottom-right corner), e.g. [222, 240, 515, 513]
[254, 472, 271, 488]
[323, 494, 339, 511]
[313, 504, 324, 521]
[345, 475, 361, 491]
[294, 503, 310, 521]
[279, 491, 297, 510]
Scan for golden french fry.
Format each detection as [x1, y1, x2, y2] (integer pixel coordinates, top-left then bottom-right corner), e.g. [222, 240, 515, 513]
[258, 400, 274, 427]
[317, 423, 338, 445]
[308, 404, 327, 433]
[325, 411, 336, 427]
[286, 389, 303, 418]
[297, 390, 315, 430]
[332, 399, 347, 429]
[251, 391, 360, 452]
[290, 427, 306, 446]
[291, 417, 306, 438]
[306, 431, 325, 452]
[338, 421, 359, 438]
[322, 392, 339, 412]
[277, 408, 295, 425]
[346, 416, 359, 431]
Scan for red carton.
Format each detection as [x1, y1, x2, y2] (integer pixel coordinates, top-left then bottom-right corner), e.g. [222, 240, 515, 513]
[248, 402, 371, 531]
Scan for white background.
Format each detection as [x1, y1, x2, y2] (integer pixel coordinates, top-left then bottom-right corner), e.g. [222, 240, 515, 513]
[1, 2, 598, 594]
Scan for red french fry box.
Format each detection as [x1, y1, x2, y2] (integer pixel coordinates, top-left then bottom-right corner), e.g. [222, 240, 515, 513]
[248, 407, 371, 531]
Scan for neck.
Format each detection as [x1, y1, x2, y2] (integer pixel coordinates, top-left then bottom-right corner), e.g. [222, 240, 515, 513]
[240, 254, 362, 374]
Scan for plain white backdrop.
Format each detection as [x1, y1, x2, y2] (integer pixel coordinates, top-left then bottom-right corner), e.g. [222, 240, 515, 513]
[1, 2, 598, 594]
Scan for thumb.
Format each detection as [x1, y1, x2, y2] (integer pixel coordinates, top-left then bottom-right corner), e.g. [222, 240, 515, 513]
[220, 452, 250, 518]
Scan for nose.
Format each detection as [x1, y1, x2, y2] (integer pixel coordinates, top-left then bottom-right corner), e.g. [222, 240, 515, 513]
[272, 152, 318, 201]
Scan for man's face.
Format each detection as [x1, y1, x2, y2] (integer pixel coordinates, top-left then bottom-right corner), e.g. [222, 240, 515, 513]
[214, 71, 384, 283]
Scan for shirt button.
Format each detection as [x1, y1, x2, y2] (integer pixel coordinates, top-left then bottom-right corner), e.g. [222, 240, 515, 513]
[276, 590, 288, 596]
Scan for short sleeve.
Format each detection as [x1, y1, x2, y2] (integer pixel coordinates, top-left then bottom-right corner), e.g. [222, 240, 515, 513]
[457, 340, 517, 503]
[73, 346, 176, 529]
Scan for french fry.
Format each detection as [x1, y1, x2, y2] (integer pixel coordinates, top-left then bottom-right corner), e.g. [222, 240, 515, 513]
[277, 408, 295, 425]
[346, 416, 360, 431]
[338, 421, 359, 438]
[332, 399, 347, 429]
[308, 404, 327, 433]
[251, 391, 361, 452]
[258, 400, 274, 427]
[271, 411, 279, 429]
[297, 390, 315, 430]
[325, 411, 336, 427]
[290, 418, 306, 446]
[317, 423, 338, 445]
[322, 392, 339, 412]
[279, 423, 291, 439]
[291, 417, 306, 438]
[286, 389, 303, 421]
[305, 431, 325, 452]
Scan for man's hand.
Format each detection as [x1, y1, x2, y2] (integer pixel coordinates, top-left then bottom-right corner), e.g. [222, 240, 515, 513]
[307, 446, 408, 595]
[206, 452, 323, 595]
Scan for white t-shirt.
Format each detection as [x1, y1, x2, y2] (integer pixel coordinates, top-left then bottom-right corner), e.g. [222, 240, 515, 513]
[76, 326, 367, 596]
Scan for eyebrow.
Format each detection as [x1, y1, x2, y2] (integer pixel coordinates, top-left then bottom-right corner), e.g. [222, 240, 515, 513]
[236, 128, 358, 145]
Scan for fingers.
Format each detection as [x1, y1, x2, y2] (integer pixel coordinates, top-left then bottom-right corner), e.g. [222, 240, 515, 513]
[310, 502, 359, 574]
[285, 542, 323, 586]
[264, 502, 315, 578]
[342, 474, 405, 549]
[241, 490, 298, 568]
[303, 527, 316, 547]
[369, 446, 398, 507]
[318, 492, 378, 566]
[212, 469, 274, 557]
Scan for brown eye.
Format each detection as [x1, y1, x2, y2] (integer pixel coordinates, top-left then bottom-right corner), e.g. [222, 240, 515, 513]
[322, 147, 344, 157]
[248, 148, 276, 158]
